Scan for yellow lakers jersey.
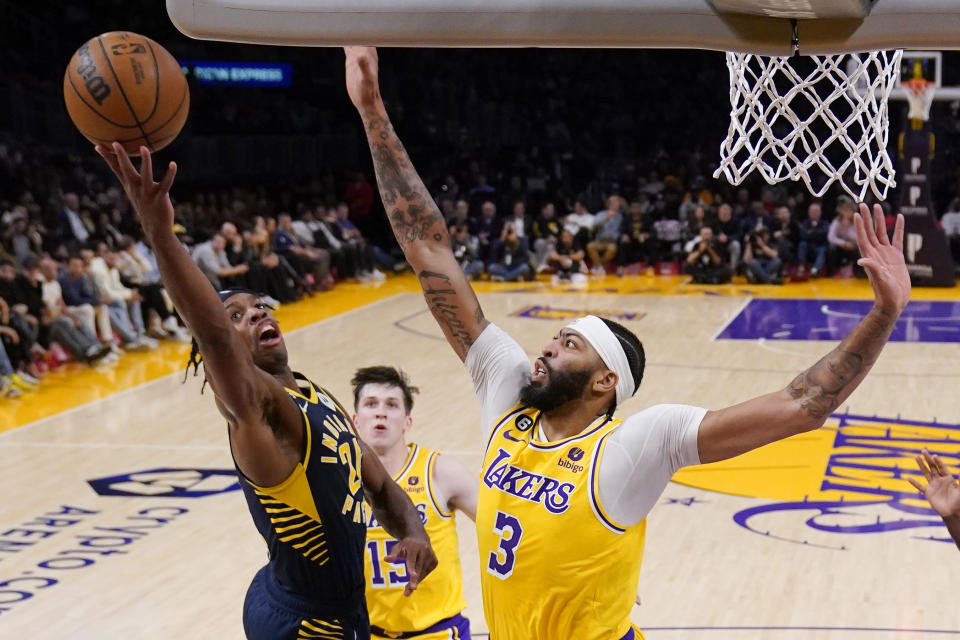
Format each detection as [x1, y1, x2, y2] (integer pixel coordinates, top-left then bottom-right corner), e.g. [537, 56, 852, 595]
[364, 444, 467, 634]
[476, 405, 647, 640]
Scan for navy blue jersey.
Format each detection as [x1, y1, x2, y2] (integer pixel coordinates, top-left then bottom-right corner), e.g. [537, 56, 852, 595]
[237, 372, 367, 606]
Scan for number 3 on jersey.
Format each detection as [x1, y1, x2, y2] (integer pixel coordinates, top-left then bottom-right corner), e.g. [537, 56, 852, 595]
[487, 510, 523, 580]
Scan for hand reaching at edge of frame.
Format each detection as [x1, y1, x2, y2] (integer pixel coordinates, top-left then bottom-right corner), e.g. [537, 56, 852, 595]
[908, 449, 960, 519]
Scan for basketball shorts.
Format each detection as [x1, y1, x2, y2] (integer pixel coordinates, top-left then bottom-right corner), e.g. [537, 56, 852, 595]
[370, 613, 471, 640]
[243, 564, 370, 640]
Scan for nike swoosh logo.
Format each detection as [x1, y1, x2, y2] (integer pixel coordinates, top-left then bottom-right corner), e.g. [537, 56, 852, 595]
[503, 430, 523, 442]
[298, 400, 309, 413]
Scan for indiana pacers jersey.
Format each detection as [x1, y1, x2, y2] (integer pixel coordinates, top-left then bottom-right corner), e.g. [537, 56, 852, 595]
[476, 405, 647, 640]
[237, 373, 367, 609]
[365, 444, 469, 638]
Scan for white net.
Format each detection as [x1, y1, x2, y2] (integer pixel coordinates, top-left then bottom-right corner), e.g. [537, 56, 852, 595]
[713, 50, 903, 201]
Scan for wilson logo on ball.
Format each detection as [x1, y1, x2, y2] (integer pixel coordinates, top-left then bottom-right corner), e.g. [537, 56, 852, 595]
[74, 43, 111, 106]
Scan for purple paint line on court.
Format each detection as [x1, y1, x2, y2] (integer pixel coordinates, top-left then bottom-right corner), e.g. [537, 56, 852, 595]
[717, 299, 960, 343]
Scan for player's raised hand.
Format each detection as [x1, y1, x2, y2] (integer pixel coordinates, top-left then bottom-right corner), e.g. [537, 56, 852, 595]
[908, 449, 960, 519]
[384, 534, 438, 597]
[344, 46, 383, 113]
[95, 143, 177, 239]
[854, 202, 910, 315]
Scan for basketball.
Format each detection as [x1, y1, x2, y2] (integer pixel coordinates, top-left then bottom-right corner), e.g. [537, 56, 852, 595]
[63, 31, 189, 153]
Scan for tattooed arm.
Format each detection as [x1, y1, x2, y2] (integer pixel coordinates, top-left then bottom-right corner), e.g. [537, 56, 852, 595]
[345, 47, 488, 361]
[697, 204, 910, 464]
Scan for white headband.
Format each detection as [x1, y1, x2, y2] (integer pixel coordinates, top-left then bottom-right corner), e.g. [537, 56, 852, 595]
[565, 315, 635, 406]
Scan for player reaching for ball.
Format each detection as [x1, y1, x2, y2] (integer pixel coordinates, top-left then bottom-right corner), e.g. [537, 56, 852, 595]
[95, 142, 436, 640]
[909, 449, 960, 550]
[345, 46, 912, 639]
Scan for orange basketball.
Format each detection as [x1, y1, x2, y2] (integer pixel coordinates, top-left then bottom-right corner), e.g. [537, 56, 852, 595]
[63, 31, 190, 153]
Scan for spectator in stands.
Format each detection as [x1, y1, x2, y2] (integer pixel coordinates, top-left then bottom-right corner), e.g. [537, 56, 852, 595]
[488, 222, 531, 282]
[470, 201, 502, 264]
[532, 202, 563, 272]
[828, 199, 860, 275]
[549, 229, 586, 283]
[450, 223, 485, 280]
[449, 199, 469, 227]
[58, 254, 114, 346]
[4, 209, 39, 264]
[274, 214, 331, 291]
[617, 199, 656, 273]
[681, 205, 710, 244]
[38, 257, 112, 365]
[58, 192, 93, 250]
[685, 226, 730, 284]
[193, 232, 250, 291]
[332, 203, 384, 281]
[0, 257, 48, 377]
[564, 198, 595, 249]
[743, 228, 783, 284]
[0, 293, 39, 390]
[714, 203, 742, 274]
[587, 195, 623, 275]
[771, 205, 799, 264]
[507, 200, 531, 251]
[114, 236, 191, 340]
[798, 202, 829, 277]
[89, 243, 157, 349]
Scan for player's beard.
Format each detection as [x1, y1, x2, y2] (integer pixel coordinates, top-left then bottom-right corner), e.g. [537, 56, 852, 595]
[519, 361, 594, 412]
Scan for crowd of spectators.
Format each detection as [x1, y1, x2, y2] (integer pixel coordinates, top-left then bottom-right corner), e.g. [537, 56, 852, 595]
[5, 3, 960, 404]
[0, 133, 412, 399]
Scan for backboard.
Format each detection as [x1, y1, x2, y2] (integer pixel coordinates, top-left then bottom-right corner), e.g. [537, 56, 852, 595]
[166, 0, 960, 55]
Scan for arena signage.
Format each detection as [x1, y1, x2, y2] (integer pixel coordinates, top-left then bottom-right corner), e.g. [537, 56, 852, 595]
[178, 60, 292, 87]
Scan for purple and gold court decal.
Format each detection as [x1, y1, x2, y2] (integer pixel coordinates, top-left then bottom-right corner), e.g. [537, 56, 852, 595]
[672, 412, 959, 549]
[717, 298, 960, 343]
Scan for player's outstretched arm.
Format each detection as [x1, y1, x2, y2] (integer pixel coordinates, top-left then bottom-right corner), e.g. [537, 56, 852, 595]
[345, 47, 488, 361]
[96, 144, 300, 485]
[909, 449, 960, 550]
[697, 204, 910, 464]
[358, 440, 438, 595]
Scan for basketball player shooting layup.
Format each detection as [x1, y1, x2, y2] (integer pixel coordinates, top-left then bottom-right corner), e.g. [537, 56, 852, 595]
[94, 142, 437, 640]
[345, 47, 912, 640]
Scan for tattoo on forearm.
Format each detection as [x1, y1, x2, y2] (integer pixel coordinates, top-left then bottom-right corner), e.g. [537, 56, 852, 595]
[785, 307, 895, 420]
[419, 270, 477, 355]
[363, 115, 448, 251]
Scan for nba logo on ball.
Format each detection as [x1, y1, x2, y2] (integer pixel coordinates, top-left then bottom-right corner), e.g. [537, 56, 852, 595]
[515, 415, 534, 431]
[567, 447, 585, 462]
[408, 476, 420, 486]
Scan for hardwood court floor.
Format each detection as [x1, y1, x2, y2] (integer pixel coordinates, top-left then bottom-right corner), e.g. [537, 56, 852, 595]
[1, 273, 959, 639]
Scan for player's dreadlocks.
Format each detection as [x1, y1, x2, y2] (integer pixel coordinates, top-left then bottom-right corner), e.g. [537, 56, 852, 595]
[182, 289, 273, 394]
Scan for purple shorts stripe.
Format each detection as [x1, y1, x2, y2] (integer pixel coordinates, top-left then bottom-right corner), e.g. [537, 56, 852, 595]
[371, 613, 471, 639]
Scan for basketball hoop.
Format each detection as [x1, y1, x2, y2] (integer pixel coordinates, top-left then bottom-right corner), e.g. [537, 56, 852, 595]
[902, 77, 936, 122]
[714, 50, 903, 201]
